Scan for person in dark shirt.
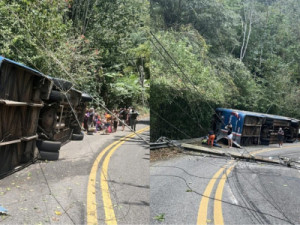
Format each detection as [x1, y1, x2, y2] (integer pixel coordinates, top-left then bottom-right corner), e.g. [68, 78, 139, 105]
[119, 108, 128, 131]
[112, 109, 119, 132]
[129, 108, 139, 131]
[83, 108, 89, 131]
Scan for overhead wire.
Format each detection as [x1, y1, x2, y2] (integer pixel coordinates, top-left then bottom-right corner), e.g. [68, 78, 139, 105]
[150, 31, 218, 115]
[151, 12, 298, 225]
[38, 163, 76, 225]
[149, 30, 263, 158]
[150, 172, 294, 224]
[228, 162, 296, 224]
[1, 7, 150, 222]
[149, 31, 290, 211]
[168, 93, 205, 131]
[151, 109, 192, 139]
[5, 1, 150, 153]
[8, 7, 150, 145]
[149, 37, 206, 132]
[150, 34, 257, 173]
[0, 35, 77, 225]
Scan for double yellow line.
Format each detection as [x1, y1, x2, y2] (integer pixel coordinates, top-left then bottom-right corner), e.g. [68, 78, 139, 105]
[197, 161, 235, 225]
[197, 144, 300, 225]
[87, 126, 150, 225]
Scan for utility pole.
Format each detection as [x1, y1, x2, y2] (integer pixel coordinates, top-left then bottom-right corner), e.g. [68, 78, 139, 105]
[138, 58, 145, 107]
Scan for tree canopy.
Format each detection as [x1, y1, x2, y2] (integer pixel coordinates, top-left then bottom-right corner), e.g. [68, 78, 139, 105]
[0, 0, 150, 109]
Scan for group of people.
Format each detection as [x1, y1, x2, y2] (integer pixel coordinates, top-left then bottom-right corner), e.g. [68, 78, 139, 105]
[207, 123, 286, 148]
[83, 107, 139, 135]
[206, 123, 233, 148]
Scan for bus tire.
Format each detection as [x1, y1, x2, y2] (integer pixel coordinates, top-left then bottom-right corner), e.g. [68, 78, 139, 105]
[52, 78, 72, 91]
[81, 93, 93, 102]
[36, 140, 61, 152]
[72, 132, 84, 140]
[39, 151, 59, 161]
[49, 90, 64, 101]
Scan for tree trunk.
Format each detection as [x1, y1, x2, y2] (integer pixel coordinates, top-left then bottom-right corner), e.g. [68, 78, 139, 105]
[240, 1, 254, 62]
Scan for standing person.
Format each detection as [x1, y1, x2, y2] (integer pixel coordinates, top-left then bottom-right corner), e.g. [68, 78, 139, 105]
[101, 115, 107, 134]
[104, 111, 112, 134]
[125, 108, 130, 126]
[88, 108, 95, 125]
[112, 110, 119, 132]
[83, 108, 89, 131]
[119, 108, 126, 131]
[94, 113, 102, 131]
[93, 113, 98, 127]
[225, 123, 233, 148]
[129, 108, 139, 131]
[87, 108, 95, 134]
[207, 130, 215, 147]
[278, 127, 284, 148]
[127, 107, 132, 126]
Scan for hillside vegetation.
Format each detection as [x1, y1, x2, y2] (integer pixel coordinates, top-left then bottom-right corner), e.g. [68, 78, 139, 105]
[0, 0, 150, 109]
[150, 0, 300, 141]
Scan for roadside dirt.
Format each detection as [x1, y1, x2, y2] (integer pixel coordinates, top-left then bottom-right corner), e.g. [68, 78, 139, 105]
[150, 147, 183, 162]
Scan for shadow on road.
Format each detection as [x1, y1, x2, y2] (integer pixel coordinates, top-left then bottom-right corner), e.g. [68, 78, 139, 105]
[120, 201, 149, 206]
[136, 120, 150, 125]
[108, 180, 150, 189]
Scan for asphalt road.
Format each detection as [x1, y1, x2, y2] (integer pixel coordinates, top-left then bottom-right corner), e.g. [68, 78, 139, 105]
[150, 142, 300, 225]
[0, 119, 149, 225]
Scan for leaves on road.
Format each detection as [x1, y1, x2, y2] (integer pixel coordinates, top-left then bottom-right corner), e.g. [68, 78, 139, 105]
[154, 213, 165, 222]
[55, 210, 62, 216]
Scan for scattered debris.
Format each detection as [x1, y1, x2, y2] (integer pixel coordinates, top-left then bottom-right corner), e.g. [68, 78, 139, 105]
[150, 147, 182, 162]
[154, 213, 165, 222]
[181, 143, 287, 166]
[55, 210, 62, 216]
[150, 136, 181, 150]
[0, 206, 8, 215]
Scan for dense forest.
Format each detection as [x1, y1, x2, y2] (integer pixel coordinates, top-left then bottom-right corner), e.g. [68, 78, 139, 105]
[150, 0, 300, 141]
[1, 0, 299, 141]
[0, 0, 150, 110]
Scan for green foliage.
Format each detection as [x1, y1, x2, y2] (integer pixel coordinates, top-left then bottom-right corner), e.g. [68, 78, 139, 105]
[151, 28, 226, 103]
[150, 81, 216, 141]
[0, 0, 150, 109]
[154, 213, 165, 222]
[150, 0, 300, 140]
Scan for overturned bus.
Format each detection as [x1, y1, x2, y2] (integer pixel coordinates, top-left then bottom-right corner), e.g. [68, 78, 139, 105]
[212, 108, 299, 146]
[0, 56, 92, 178]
